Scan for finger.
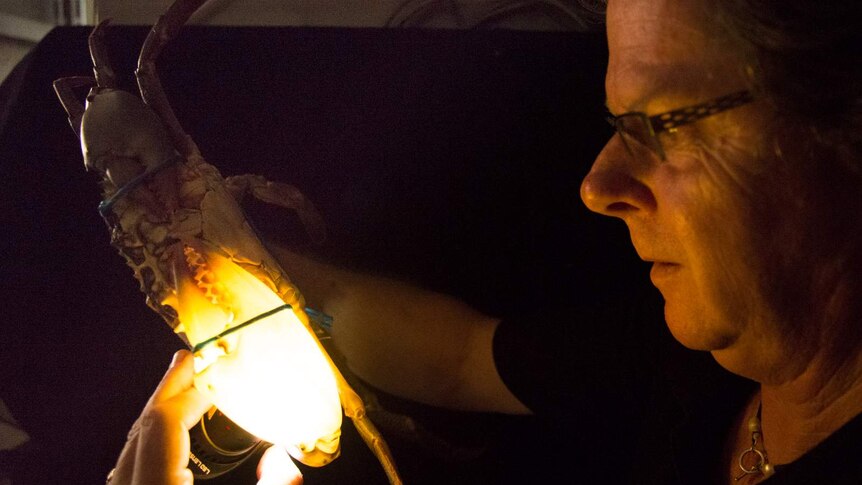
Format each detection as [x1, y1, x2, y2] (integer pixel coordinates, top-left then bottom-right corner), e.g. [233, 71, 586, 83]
[151, 349, 196, 404]
[107, 433, 139, 484]
[116, 411, 184, 485]
[135, 402, 200, 485]
[257, 446, 303, 485]
[161, 386, 213, 430]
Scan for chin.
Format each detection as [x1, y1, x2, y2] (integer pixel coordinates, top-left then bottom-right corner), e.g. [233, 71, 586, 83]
[665, 309, 757, 379]
[709, 346, 760, 380]
[663, 300, 734, 351]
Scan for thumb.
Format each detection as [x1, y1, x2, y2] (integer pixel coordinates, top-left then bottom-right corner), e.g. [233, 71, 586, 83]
[257, 445, 303, 485]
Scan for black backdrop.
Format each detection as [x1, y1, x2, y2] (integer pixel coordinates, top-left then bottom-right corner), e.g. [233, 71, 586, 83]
[0, 26, 655, 484]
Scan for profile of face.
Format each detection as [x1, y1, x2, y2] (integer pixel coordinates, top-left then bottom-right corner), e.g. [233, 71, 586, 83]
[580, 0, 839, 380]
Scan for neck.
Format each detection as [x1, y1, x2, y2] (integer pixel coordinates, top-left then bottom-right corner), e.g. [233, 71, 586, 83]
[753, 264, 862, 465]
[758, 345, 862, 464]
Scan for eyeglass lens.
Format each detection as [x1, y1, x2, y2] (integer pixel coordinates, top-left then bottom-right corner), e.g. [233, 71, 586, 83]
[615, 114, 663, 159]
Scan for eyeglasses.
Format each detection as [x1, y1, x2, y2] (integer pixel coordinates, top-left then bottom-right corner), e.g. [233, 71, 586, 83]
[606, 90, 754, 161]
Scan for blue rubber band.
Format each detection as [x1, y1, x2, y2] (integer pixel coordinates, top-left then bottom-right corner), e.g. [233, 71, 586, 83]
[98, 154, 183, 216]
[305, 306, 334, 330]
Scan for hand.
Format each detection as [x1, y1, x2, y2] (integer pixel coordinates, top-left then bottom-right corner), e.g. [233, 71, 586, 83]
[109, 349, 303, 485]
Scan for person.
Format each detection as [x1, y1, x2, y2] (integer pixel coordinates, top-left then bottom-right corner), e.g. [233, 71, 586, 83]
[576, 1, 862, 482]
[114, 0, 862, 483]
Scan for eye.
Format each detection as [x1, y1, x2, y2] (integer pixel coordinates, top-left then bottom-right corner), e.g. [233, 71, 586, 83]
[656, 123, 705, 159]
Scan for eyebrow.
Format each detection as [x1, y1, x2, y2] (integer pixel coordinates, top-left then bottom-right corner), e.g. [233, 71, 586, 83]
[605, 62, 718, 116]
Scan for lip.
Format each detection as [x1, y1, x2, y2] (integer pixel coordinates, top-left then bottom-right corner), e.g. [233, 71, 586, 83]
[649, 262, 681, 284]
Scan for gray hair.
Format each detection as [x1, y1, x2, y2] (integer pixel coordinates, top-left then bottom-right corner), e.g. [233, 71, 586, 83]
[581, 0, 862, 175]
[713, 1, 862, 175]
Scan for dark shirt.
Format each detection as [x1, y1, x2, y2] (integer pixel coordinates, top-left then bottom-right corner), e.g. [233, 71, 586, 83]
[492, 294, 862, 484]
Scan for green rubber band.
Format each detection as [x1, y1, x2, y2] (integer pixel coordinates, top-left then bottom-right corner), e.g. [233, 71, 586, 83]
[191, 303, 293, 354]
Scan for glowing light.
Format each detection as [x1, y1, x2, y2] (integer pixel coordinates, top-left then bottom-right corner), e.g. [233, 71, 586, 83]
[169, 241, 342, 464]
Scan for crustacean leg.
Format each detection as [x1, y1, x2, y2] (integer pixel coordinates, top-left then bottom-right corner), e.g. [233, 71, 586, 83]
[336, 374, 403, 485]
[89, 19, 119, 89]
[53, 19, 119, 134]
[136, 0, 208, 159]
[53, 76, 94, 135]
[225, 175, 328, 245]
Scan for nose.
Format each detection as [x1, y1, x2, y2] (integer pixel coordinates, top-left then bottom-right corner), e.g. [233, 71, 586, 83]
[580, 135, 657, 218]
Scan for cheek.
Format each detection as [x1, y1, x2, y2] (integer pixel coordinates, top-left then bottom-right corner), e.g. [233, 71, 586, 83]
[659, 143, 774, 326]
[669, 122, 776, 248]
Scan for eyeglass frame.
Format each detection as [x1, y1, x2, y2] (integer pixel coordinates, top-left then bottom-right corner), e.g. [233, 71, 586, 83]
[606, 90, 755, 161]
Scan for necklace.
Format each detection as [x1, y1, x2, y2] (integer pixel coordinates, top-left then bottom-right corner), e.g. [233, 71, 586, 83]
[734, 403, 776, 481]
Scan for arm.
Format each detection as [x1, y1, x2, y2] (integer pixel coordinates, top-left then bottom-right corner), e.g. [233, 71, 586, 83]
[272, 245, 530, 415]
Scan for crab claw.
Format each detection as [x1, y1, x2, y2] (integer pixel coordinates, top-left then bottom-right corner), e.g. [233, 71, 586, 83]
[162, 242, 233, 348]
[165, 239, 343, 466]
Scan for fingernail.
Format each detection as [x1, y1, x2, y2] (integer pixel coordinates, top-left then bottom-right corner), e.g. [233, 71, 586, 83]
[170, 349, 187, 367]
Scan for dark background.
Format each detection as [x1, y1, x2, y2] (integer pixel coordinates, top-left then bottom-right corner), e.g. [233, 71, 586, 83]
[0, 26, 653, 484]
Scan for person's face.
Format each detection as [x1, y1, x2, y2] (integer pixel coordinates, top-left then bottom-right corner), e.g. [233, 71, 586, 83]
[581, 0, 830, 379]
